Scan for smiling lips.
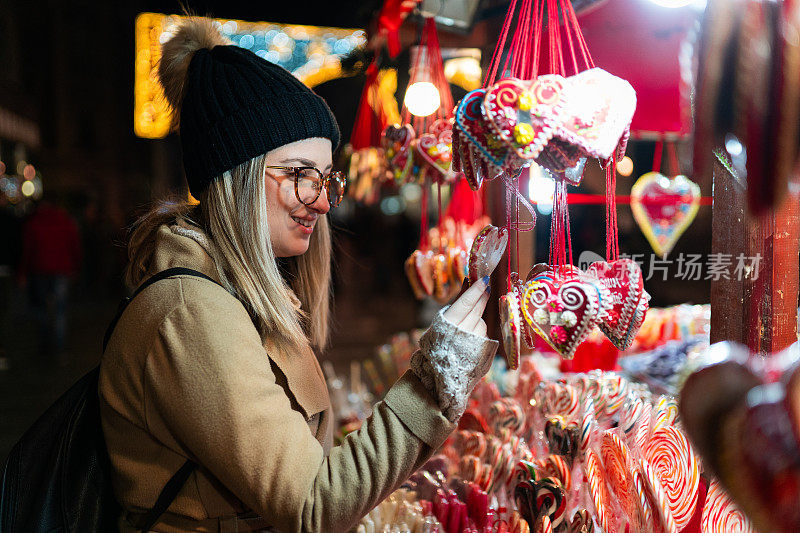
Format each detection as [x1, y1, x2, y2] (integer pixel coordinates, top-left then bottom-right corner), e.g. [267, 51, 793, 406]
[291, 215, 316, 232]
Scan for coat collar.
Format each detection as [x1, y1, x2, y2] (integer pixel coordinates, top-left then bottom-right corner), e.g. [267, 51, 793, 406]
[151, 223, 331, 420]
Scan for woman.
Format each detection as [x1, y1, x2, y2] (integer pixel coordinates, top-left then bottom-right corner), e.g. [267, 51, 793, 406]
[99, 18, 498, 532]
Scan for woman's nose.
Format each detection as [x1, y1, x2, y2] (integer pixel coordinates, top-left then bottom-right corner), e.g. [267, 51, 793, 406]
[309, 187, 330, 214]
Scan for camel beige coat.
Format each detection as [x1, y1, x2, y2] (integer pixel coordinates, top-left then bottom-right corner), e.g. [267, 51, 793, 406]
[99, 225, 456, 532]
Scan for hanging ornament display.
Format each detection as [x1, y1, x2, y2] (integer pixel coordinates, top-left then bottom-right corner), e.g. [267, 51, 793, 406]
[452, 0, 644, 361]
[451, 0, 636, 190]
[631, 142, 701, 258]
[348, 62, 401, 204]
[382, 17, 456, 187]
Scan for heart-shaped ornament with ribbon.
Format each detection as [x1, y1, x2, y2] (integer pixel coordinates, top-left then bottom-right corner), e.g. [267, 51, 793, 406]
[522, 270, 610, 359]
[415, 126, 457, 183]
[381, 123, 415, 182]
[483, 77, 565, 161]
[453, 88, 519, 190]
[630, 172, 701, 257]
[586, 259, 650, 350]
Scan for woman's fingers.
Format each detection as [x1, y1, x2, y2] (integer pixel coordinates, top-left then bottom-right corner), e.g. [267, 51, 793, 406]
[461, 292, 490, 332]
[472, 318, 488, 337]
[443, 276, 490, 325]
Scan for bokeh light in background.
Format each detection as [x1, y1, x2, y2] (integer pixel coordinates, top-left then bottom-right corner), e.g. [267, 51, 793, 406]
[135, 13, 367, 139]
[616, 155, 634, 177]
[527, 164, 555, 215]
[404, 81, 442, 117]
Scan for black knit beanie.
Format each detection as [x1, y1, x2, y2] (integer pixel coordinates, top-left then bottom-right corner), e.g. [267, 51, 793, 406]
[178, 45, 340, 195]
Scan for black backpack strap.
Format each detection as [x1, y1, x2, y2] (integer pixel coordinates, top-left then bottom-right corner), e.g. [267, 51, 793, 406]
[103, 267, 220, 352]
[138, 459, 197, 532]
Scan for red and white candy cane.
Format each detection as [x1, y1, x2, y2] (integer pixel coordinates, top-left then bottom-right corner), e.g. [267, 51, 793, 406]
[586, 449, 614, 533]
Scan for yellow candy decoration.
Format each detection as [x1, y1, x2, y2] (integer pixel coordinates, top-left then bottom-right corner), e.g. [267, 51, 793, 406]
[518, 91, 533, 112]
[514, 123, 535, 145]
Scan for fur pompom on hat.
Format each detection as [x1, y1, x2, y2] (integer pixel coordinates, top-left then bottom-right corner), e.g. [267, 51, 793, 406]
[157, 18, 341, 196]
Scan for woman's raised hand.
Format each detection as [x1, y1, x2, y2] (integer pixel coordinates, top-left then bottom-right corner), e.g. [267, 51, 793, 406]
[442, 276, 491, 337]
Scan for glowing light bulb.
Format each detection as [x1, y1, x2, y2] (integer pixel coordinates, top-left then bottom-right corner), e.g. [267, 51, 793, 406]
[616, 156, 634, 177]
[21, 180, 35, 197]
[404, 81, 441, 117]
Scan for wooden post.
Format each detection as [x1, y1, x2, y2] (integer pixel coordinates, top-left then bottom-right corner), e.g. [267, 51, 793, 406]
[710, 159, 800, 353]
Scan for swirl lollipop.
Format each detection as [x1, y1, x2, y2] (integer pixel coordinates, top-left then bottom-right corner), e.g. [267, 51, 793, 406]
[638, 457, 677, 533]
[701, 480, 756, 533]
[643, 426, 699, 530]
[600, 431, 639, 526]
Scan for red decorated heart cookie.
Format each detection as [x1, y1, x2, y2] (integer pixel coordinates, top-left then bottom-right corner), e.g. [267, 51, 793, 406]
[483, 76, 565, 160]
[453, 89, 516, 190]
[521, 271, 610, 359]
[500, 291, 522, 370]
[468, 225, 508, 283]
[381, 123, 415, 182]
[416, 127, 457, 183]
[551, 68, 636, 166]
[630, 172, 701, 257]
[586, 259, 650, 350]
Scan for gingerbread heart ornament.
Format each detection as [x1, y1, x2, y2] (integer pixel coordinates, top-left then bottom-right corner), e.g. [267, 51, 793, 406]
[416, 127, 457, 183]
[483, 76, 566, 160]
[482, 69, 636, 173]
[381, 124, 415, 182]
[630, 172, 701, 257]
[551, 68, 636, 165]
[586, 259, 650, 350]
[454, 88, 518, 190]
[522, 272, 611, 359]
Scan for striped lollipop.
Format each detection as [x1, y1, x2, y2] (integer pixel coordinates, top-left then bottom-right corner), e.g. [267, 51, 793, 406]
[652, 395, 679, 431]
[490, 398, 527, 435]
[602, 375, 628, 417]
[600, 431, 639, 526]
[630, 462, 653, 531]
[638, 457, 677, 533]
[579, 397, 595, 459]
[586, 449, 614, 533]
[534, 477, 567, 532]
[644, 426, 698, 530]
[701, 480, 756, 533]
[633, 402, 653, 454]
[534, 454, 572, 491]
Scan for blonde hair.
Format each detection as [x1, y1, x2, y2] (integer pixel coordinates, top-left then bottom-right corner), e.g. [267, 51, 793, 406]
[126, 17, 331, 352]
[125, 156, 331, 352]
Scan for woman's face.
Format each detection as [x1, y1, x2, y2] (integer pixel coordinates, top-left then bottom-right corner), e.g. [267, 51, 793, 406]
[264, 137, 333, 257]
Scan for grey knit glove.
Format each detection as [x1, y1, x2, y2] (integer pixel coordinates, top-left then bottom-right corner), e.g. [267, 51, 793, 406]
[410, 307, 499, 422]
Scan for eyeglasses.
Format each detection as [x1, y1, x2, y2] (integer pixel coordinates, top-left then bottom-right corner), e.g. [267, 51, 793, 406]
[264, 165, 346, 208]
